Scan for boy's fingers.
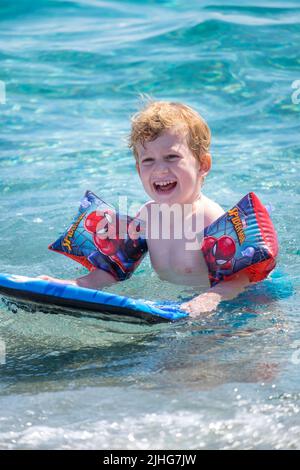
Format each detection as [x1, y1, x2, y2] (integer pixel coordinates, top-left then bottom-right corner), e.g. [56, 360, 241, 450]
[180, 302, 192, 312]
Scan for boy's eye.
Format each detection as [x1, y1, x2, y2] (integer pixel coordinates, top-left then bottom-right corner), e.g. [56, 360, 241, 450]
[141, 158, 154, 165]
[165, 154, 180, 161]
[141, 154, 180, 165]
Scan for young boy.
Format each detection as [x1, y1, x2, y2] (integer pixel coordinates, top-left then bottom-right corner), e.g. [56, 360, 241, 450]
[40, 101, 250, 316]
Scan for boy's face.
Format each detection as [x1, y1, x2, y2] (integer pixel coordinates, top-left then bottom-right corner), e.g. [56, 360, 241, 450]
[136, 127, 210, 205]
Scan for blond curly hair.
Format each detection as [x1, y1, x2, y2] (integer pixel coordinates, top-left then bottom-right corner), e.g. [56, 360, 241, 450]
[129, 100, 211, 162]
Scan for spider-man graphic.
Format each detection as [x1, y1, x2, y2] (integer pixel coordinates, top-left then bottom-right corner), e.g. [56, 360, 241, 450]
[201, 235, 236, 284]
[84, 209, 147, 276]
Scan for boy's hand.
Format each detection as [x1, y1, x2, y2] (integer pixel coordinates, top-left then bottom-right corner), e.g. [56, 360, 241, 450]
[181, 272, 250, 318]
[37, 275, 76, 286]
[37, 270, 116, 289]
[37, 275, 56, 281]
[181, 292, 221, 317]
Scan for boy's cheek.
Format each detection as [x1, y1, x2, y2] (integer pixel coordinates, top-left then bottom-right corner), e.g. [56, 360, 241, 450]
[136, 164, 151, 187]
[137, 170, 151, 192]
[137, 167, 149, 186]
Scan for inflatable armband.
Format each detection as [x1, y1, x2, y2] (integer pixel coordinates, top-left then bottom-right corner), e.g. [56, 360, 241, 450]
[49, 191, 148, 281]
[201, 192, 278, 286]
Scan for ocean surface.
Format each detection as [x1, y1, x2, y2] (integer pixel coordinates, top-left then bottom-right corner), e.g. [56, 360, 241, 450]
[0, 0, 300, 450]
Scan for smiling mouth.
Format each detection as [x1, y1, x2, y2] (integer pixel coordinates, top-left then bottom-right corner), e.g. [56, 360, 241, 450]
[153, 180, 177, 194]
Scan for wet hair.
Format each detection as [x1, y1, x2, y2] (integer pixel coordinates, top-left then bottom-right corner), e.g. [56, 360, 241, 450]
[128, 100, 211, 162]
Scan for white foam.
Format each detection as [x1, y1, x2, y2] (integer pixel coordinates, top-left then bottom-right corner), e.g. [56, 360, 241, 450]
[0, 387, 300, 450]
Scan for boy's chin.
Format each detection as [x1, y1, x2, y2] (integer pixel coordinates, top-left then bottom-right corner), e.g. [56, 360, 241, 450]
[150, 190, 198, 206]
[152, 193, 185, 206]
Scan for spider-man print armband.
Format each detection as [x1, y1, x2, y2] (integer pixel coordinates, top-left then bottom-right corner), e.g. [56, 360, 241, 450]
[49, 191, 148, 281]
[201, 193, 279, 287]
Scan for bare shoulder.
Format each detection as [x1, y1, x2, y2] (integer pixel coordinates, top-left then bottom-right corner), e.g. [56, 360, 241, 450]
[202, 194, 225, 226]
[136, 200, 155, 222]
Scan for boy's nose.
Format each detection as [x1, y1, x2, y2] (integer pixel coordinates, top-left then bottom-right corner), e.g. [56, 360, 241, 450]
[152, 163, 169, 177]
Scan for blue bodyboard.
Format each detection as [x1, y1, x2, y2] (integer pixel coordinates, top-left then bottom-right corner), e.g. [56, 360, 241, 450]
[0, 273, 188, 324]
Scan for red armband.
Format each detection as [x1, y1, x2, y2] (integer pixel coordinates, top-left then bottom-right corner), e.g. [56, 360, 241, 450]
[49, 191, 148, 281]
[201, 192, 278, 287]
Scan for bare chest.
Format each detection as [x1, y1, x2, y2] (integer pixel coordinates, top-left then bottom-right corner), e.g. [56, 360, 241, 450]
[146, 236, 209, 287]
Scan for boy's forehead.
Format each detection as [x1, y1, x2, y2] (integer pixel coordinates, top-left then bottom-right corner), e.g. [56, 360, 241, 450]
[137, 128, 188, 157]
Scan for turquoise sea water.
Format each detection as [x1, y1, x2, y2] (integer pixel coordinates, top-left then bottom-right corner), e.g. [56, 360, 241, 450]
[0, 0, 300, 450]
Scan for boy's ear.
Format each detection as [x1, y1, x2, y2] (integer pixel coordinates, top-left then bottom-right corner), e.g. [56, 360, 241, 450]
[199, 153, 211, 177]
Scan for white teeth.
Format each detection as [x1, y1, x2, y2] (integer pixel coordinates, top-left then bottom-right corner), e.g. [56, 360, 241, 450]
[155, 180, 176, 187]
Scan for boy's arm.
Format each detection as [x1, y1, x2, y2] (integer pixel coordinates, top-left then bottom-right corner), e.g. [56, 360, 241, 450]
[38, 269, 117, 289]
[181, 272, 250, 317]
